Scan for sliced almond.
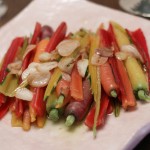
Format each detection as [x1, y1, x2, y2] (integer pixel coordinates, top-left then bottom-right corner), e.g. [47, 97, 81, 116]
[57, 39, 80, 56]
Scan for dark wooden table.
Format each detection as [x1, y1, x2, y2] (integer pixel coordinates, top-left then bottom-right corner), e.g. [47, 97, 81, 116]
[0, 0, 149, 149]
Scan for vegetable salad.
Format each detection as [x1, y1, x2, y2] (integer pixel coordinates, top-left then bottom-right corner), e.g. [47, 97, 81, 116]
[0, 21, 150, 137]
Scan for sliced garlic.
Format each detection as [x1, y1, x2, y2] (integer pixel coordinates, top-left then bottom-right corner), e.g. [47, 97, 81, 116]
[96, 48, 113, 57]
[22, 67, 37, 81]
[15, 88, 33, 101]
[37, 61, 58, 72]
[23, 45, 36, 59]
[22, 62, 40, 81]
[7, 60, 22, 75]
[27, 71, 51, 87]
[121, 44, 143, 62]
[58, 57, 75, 74]
[62, 72, 71, 82]
[7, 60, 22, 71]
[39, 52, 51, 62]
[77, 59, 88, 77]
[115, 51, 129, 60]
[91, 53, 108, 66]
[39, 50, 60, 62]
[28, 62, 39, 68]
[57, 39, 80, 56]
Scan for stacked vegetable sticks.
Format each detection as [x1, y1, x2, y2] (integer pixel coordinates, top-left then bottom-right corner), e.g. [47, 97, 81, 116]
[10, 23, 44, 130]
[46, 29, 91, 122]
[126, 29, 150, 91]
[110, 22, 150, 103]
[28, 22, 66, 130]
[0, 37, 24, 119]
[0, 21, 149, 136]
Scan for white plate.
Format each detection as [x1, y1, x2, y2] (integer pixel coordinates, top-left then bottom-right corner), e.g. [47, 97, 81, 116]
[0, 0, 150, 150]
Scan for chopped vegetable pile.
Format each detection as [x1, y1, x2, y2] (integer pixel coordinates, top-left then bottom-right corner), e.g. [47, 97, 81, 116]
[0, 21, 150, 137]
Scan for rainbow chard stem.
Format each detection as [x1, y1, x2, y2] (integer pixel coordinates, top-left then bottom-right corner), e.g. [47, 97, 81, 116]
[49, 109, 59, 122]
[138, 90, 150, 101]
[65, 115, 75, 127]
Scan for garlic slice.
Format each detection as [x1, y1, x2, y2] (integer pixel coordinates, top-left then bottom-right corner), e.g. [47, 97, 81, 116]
[7, 60, 22, 75]
[22, 62, 40, 81]
[23, 45, 36, 59]
[57, 39, 80, 56]
[15, 88, 33, 101]
[39, 52, 51, 62]
[28, 62, 39, 68]
[77, 59, 88, 77]
[39, 50, 60, 62]
[22, 67, 37, 81]
[115, 51, 129, 60]
[96, 48, 113, 57]
[37, 61, 58, 72]
[121, 44, 143, 62]
[27, 71, 51, 87]
[91, 53, 108, 66]
[62, 72, 71, 82]
[58, 57, 75, 74]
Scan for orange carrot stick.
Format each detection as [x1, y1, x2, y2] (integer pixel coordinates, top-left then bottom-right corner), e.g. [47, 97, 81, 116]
[33, 38, 49, 62]
[55, 78, 70, 107]
[70, 65, 83, 101]
[98, 28, 118, 97]
[116, 59, 136, 108]
[29, 39, 49, 121]
[109, 24, 136, 109]
[100, 61, 118, 97]
[56, 79, 70, 97]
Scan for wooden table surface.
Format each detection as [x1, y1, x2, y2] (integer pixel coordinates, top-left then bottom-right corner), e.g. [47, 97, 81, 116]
[0, 0, 149, 149]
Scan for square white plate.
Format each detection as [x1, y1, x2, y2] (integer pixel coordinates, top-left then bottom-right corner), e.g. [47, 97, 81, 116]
[0, 0, 150, 150]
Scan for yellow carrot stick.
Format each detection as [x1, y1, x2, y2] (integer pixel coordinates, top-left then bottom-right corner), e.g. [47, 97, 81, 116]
[11, 112, 23, 127]
[22, 109, 31, 131]
[89, 34, 101, 137]
[36, 115, 46, 128]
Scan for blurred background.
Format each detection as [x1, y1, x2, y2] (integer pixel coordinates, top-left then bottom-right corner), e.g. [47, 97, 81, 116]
[0, 0, 150, 149]
[0, 0, 149, 27]
[0, 0, 31, 27]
